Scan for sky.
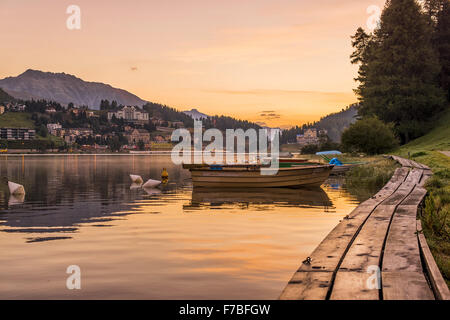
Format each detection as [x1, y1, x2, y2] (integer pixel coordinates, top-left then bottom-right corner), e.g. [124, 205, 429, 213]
[0, 0, 386, 128]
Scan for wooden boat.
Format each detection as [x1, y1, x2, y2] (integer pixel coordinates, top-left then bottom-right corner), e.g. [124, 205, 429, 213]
[330, 164, 356, 175]
[184, 163, 334, 188]
[278, 158, 308, 163]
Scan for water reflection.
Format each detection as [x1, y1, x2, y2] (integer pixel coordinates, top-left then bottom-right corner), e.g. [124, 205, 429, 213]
[186, 187, 333, 211]
[0, 155, 362, 299]
[0, 155, 190, 241]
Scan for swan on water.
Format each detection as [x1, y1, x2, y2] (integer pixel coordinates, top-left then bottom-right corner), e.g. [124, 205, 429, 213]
[130, 182, 143, 190]
[143, 179, 161, 188]
[3, 178, 26, 196]
[9, 193, 25, 206]
[130, 174, 144, 184]
[143, 188, 162, 196]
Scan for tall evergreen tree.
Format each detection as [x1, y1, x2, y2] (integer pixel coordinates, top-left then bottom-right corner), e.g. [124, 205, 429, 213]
[351, 0, 446, 143]
[435, 0, 450, 97]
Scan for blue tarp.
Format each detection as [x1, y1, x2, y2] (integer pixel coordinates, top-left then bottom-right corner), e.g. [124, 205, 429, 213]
[329, 158, 343, 166]
[316, 150, 342, 155]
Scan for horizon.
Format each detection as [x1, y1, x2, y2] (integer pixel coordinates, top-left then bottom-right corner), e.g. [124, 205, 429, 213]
[0, 0, 386, 127]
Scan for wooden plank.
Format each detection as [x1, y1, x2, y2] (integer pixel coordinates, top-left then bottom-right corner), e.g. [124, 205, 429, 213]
[280, 167, 410, 300]
[418, 170, 432, 187]
[382, 272, 435, 300]
[382, 205, 434, 299]
[280, 159, 432, 301]
[401, 187, 427, 207]
[337, 205, 397, 272]
[391, 155, 413, 167]
[391, 155, 430, 170]
[330, 169, 422, 299]
[383, 214, 422, 273]
[279, 272, 332, 300]
[417, 221, 450, 300]
[330, 272, 379, 300]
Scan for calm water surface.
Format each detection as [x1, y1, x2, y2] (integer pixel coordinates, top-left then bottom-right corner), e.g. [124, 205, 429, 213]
[0, 155, 360, 299]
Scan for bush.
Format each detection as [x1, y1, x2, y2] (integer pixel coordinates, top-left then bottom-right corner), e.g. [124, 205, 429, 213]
[301, 144, 319, 154]
[341, 117, 399, 155]
[412, 151, 427, 158]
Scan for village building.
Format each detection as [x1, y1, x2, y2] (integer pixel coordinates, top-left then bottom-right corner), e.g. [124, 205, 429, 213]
[168, 121, 185, 128]
[45, 107, 57, 114]
[296, 128, 321, 146]
[125, 128, 151, 145]
[153, 135, 168, 143]
[0, 128, 36, 140]
[6, 103, 26, 112]
[63, 128, 94, 144]
[47, 123, 62, 136]
[107, 106, 149, 123]
[0, 105, 5, 114]
[150, 117, 166, 126]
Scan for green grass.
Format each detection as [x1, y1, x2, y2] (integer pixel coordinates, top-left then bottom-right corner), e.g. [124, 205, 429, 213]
[344, 158, 400, 202]
[36, 134, 65, 148]
[0, 112, 66, 148]
[394, 109, 450, 287]
[0, 112, 34, 128]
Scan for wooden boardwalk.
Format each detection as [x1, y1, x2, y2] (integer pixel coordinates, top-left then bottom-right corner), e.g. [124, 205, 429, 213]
[280, 156, 450, 300]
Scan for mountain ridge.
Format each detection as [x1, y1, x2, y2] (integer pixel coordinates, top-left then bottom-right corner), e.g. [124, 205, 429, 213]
[0, 69, 147, 109]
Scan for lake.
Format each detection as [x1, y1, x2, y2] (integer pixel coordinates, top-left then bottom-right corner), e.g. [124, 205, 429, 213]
[0, 155, 360, 299]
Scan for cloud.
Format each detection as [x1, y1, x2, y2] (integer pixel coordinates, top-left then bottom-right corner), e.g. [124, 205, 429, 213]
[259, 110, 281, 121]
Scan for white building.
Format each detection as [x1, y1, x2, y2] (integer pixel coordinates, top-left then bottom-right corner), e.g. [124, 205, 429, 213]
[47, 123, 62, 136]
[107, 106, 149, 122]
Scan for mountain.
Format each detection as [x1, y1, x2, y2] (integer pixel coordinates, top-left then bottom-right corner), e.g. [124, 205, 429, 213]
[315, 104, 358, 142]
[0, 69, 146, 109]
[281, 104, 358, 144]
[0, 87, 15, 103]
[183, 108, 209, 120]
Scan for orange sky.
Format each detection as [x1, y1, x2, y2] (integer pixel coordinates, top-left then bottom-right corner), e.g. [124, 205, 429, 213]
[0, 0, 386, 128]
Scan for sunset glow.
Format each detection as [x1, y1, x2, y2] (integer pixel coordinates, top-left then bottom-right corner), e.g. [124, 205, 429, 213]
[0, 0, 386, 127]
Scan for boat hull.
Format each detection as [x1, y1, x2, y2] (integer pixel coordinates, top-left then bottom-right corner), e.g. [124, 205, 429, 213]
[330, 164, 355, 175]
[189, 165, 333, 188]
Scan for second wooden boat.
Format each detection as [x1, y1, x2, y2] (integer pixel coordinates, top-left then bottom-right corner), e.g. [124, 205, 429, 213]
[185, 163, 334, 188]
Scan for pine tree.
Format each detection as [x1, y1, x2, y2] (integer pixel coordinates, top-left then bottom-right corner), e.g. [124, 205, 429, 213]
[352, 0, 446, 143]
[435, 0, 450, 97]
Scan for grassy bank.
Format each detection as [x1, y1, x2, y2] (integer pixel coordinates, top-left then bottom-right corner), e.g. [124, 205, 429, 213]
[344, 158, 399, 202]
[393, 110, 450, 286]
[0, 112, 34, 128]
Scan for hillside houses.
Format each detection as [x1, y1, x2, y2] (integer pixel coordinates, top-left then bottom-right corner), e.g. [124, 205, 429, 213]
[125, 128, 151, 145]
[0, 128, 36, 140]
[107, 106, 149, 123]
[296, 128, 327, 147]
[4, 102, 26, 112]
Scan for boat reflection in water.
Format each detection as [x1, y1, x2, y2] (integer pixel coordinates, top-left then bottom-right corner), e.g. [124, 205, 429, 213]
[185, 187, 333, 211]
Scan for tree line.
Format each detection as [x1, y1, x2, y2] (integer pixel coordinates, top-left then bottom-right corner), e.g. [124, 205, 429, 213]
[342, 0, 450, 154]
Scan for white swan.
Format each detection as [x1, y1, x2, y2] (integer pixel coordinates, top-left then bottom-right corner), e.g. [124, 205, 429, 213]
[130, 174, 144, 184]
[143, 188, 162, 196]
[130, 182, 143, 190]
[7, 180, 26, 196]
[143, 179, 161, 188]
[9, 193, 25, 206]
